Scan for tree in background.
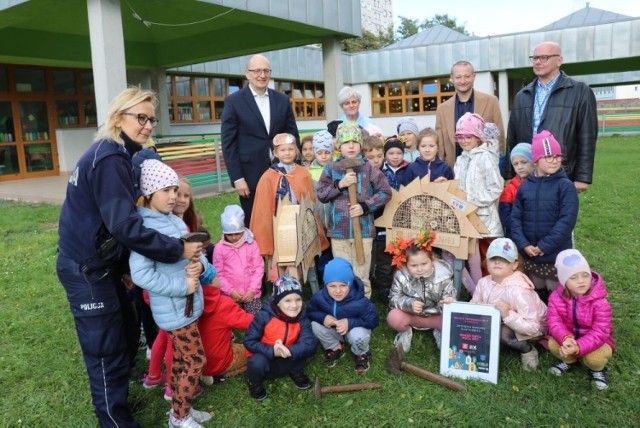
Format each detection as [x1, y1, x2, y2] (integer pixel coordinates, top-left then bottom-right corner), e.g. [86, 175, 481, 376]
[397, 14, 470, 40]
[342, 26, 395, 53]
[342, 14, 469, 52]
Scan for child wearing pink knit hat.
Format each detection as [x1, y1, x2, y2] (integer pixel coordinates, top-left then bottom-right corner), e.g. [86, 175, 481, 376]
[453, 112, 504, 294]
[510, 130, 579, 304]
[547, 249, 615, 390]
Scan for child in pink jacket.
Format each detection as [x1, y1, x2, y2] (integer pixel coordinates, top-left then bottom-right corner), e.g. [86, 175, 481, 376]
[213, 205, 265, 314]
[547, 249, 615, 390]
[470, 238, 547, 371]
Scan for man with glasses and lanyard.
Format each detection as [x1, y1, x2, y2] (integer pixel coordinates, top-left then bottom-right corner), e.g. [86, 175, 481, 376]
[506, 41, 597, 193]
[221, 54, 300, 226]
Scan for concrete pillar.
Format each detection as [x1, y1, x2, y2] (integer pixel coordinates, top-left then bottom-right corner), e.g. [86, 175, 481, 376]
[150, 69, 171, 137]
[322, 37, 344, 122]
[87, 0, 127, 126]
[498, 71, 510, 124]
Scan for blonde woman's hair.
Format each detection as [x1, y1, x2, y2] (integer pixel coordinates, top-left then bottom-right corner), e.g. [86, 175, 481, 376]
[95, 86, 159, 145]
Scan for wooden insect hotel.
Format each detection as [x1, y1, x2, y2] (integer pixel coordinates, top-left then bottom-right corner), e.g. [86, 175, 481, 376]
[374, 177, 489, 259]
[272, 194, 322, 291]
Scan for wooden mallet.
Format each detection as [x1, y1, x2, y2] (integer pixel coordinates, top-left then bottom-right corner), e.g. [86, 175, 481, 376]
[387, 345, 466, 392]
[334, 157, 365, 264]
[181, 232, 209, 317]
[313, 377, 381, 400]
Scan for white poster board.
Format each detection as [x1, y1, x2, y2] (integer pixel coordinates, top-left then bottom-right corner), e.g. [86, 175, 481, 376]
[440, 302, 501, 384]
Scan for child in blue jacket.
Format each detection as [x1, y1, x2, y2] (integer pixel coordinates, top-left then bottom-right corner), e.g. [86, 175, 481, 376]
[307, 257, 380, 373]
[129, 159, 215, 427]
[511, 131, 579, 304]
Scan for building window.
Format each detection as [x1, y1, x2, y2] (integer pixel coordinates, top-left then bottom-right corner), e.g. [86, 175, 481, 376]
[54, 69, 97, 127]
[275, 80, 325, 119]
[167, 74, 245, 122]
[371, 77, 455, 116]
[167, 75, 325, 123]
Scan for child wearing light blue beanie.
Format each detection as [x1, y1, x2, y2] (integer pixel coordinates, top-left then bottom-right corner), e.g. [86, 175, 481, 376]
[499, 142, 534, 238]
[306, 258, 380, 373]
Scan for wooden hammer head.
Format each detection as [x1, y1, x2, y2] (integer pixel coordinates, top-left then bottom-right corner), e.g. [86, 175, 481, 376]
[386, 344, 404, 375]
[333, 157, 361, 171]
[313, 377, 322, 400]
[181, 232, 209, 243]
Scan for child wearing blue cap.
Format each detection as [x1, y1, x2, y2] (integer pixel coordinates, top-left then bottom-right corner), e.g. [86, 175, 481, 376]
[243, 274, 318, 400]
[307, 257, 380, 373]
[470, 238, 547, 371]
[499, 142, 533, 238]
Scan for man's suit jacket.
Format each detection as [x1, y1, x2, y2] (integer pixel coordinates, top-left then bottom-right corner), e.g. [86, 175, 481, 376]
[435, 90, 505, 168]
[221, 86, 299, 190]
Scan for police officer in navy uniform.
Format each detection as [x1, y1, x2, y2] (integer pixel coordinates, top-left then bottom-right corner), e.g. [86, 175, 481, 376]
[56, 87, 203, 427]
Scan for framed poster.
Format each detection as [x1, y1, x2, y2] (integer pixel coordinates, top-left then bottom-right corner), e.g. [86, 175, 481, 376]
[439, 302, 501, 384]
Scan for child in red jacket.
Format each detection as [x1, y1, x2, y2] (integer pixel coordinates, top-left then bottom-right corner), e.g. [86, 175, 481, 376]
[547, 250, 615, 390]
[198, 286, 254, 385]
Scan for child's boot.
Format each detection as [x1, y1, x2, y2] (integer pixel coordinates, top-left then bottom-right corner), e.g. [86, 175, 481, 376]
[248, 380, 267, 400]
[289, 372, 311, 390]
[521, 346, 539, 371]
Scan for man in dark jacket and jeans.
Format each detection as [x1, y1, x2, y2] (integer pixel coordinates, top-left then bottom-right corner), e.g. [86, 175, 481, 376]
[506, 41, 597, 193]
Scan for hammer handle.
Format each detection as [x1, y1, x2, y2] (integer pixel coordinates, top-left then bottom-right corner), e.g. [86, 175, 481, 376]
[401, 362, 466, 392]
[346, 168, 365, 264]
[322, 382, 381, 395]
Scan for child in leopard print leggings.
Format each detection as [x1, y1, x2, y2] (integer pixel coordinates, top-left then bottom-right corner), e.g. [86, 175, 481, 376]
[130, 159, 215, 427]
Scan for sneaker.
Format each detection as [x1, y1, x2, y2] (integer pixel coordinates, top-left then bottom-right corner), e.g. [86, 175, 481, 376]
[168, 413, 203, 428]
[324, 344, 345, 367]
[354, 353, 370, 373]
[433, 329, 442, 350]
[189, 408, 212, 424]
[200, 374, 226, 386]
[549, 361, 574, 376]
[248, 381, 267, 400]
[143, 372, 167, 389]
[589, 370, 609, 390]
[164, 384, 203, 401]
[393, 329, 413, 353]
[520, 346, 539, 371]
[289, 372, 311, 390]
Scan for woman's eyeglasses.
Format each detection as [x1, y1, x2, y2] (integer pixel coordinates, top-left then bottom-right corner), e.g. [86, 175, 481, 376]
[122, 112, 159, 127]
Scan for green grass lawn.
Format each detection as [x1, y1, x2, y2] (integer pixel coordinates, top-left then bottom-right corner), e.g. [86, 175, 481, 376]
[1, 136, 639, 427]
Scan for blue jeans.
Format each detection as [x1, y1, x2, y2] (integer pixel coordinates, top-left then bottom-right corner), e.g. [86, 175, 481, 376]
[56, 249, 139, 428]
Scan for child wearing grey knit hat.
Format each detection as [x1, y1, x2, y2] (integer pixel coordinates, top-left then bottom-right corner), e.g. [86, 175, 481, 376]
[397, 117, 420, 161]
[499, 142, 534, 238]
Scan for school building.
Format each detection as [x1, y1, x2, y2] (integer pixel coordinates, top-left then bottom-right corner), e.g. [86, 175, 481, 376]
[0, 0, 638, 184]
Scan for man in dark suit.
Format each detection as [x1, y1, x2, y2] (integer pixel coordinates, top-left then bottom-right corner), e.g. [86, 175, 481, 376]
[435, 61, 505, 168]
[221, 54, 300, 226]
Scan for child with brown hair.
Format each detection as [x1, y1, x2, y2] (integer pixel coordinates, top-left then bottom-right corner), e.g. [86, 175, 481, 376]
[300, 135, 314, 167]
[362, 134, 392, 303]
[401, 127, 453, 186]
[386, 230, 456, 352]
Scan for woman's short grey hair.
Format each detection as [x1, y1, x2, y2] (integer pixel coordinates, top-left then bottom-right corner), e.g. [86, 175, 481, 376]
[338, 86, 362, 105]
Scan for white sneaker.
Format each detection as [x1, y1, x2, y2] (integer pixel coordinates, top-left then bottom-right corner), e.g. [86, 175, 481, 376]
[394, 329, 413, 353]
[521, 346, 539, 371]
[433, 329, 442, 350]
[168, 414, 203, 428]
[189, 408, 212, 424]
